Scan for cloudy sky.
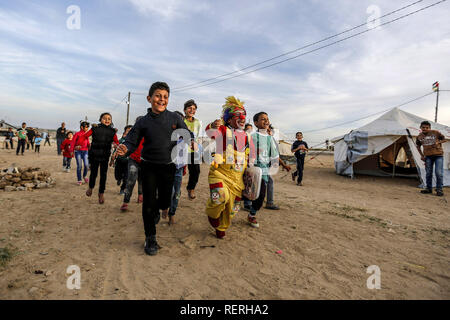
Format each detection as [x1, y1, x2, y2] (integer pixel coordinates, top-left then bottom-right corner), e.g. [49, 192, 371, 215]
[1, 0, 449, 144]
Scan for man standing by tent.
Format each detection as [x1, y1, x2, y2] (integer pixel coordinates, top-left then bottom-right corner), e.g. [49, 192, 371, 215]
[416, 121, 448, 197]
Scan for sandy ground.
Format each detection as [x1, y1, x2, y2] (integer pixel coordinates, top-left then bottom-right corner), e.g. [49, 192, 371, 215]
[0, 144, 449, 300]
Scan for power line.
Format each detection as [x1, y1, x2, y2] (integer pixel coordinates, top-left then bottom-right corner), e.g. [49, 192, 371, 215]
[173, 0, 426, 91]
[301, 91, 435, 133]
[173, 0, 447, 92]
[111, 94, 128, 110]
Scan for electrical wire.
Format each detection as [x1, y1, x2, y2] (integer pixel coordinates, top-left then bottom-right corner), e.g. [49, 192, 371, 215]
[173, 0, 447, 92]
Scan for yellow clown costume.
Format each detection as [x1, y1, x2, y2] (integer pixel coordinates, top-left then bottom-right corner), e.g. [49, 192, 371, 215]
[205, 97, 251, 238]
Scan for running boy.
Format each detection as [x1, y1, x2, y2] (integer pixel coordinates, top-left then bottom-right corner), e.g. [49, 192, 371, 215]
[183, 99, 202, 200]
[247, 112, 290, 227]
[116, 81, 192, 256]
[291, 132, 308, 186]
[416, 121, 448, 196]
[61, 131, 74, 172]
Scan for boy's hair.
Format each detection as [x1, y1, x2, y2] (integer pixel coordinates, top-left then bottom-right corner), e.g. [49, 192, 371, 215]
[184, 99, 197, 110]
[245, 123, 253, 129]
[80, 121, 90, 128]
[296, 132, 303, 136]
[420, 121, 431, 127]
[174, 111, 185, 120]
[123, 125, 133, 132]
[66, 131, 73, 136]
[253, 112, 268, 124]
[99, 112, 112, 122]
[148, 82, 170, 97]
[22, 122, 26, 126]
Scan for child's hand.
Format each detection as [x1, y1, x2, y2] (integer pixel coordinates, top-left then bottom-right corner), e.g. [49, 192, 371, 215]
[116, 144, 128, 156]
[284, 165, 292, 172]
[211, 119, 222, 129]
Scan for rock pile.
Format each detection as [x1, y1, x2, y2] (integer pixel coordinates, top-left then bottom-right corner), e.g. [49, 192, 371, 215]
[0, 166, 56, 191]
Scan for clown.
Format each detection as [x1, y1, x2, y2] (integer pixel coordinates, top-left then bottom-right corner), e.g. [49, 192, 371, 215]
[204, 96, 255, 239]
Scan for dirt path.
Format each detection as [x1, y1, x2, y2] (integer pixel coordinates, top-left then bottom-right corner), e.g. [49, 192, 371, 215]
[0, 145, 448, 299]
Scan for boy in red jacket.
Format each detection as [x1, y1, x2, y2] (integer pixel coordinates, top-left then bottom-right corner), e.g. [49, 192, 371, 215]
[60, 131, 74, 172]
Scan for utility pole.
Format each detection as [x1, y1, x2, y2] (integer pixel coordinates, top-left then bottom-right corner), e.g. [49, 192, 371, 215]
[126, 91, 131, 126]
[433, 81, 439, 122]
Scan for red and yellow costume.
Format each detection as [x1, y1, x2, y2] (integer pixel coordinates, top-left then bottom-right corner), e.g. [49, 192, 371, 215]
[205, 97, 254, 237]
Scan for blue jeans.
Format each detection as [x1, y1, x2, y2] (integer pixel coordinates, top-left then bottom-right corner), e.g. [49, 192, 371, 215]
[425, 155, 443, 191]
[169, 167, 184, 216]
[75, 150, 89, 182]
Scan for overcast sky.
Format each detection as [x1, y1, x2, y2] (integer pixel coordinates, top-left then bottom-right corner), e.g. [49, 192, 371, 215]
[1, 0, 449, 144]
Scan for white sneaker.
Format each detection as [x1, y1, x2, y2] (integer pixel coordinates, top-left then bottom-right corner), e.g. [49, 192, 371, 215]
[62, 167, 66, 172]
[65, 168, 70, 173]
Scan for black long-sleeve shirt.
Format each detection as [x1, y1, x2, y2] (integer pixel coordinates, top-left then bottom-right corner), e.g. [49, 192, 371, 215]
[123, 108, 193, 164]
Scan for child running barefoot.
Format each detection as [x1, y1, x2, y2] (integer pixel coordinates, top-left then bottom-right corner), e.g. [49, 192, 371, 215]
[70, 121, 91, 185]
[61, 131, 74, 172]
[204, 96, 254, 239]
[83, 113, 120, 204]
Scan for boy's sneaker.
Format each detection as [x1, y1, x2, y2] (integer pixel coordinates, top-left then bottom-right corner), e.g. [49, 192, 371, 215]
[62, 167, 66, 172]
[65, 168, 70, 173]
[436, 190, 444, 197]
[248, 215, 259, 228]
[144, 236, 158, 256]
[120, 203, 128, 212]
[77, 181, 83, 186]
[420, 189, 432, 194]
[137, 194, 143, 203]
[119, 189, 125, 195]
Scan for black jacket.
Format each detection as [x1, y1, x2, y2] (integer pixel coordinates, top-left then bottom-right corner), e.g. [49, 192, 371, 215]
[89, 124, 116, 162]
[124, 108, 193, 165]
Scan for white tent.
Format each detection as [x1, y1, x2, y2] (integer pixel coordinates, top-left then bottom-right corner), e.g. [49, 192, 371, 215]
[331, 108, 450, 187]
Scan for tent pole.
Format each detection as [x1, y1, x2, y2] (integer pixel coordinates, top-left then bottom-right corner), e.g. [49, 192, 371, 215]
[392, 142, 397, 178]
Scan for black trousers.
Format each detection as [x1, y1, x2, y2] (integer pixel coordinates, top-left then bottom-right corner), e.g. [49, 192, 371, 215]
[293, 155, 305, 183]
[27, 140, 34, 150]
[16, 139, 25, 155]
[35, 145, 40, 153]
[250, 179, 268, 216]
[114, 158, 128, 191]
[187, 152, 201, 191]
[141, 162, 176, 237]
[89, 159, 109, 194]
[44, 138, 51, 146]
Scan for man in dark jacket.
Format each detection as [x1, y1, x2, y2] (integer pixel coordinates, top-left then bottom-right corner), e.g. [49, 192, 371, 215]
[56, 122, 67, 155]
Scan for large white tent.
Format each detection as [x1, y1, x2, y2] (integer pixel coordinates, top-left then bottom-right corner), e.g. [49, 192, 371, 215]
[331, 108, 450, 187]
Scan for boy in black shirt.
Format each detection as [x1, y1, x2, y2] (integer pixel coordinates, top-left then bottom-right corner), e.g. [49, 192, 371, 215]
[291, 132, 308, 186]
[117, 82, 192, 256]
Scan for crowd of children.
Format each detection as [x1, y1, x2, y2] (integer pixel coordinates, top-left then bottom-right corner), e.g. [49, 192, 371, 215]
[4, 81, 446, 257]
